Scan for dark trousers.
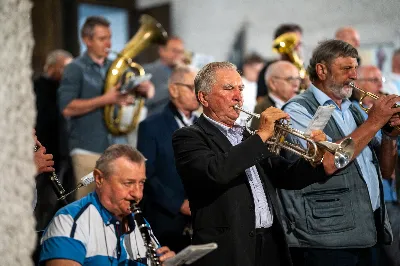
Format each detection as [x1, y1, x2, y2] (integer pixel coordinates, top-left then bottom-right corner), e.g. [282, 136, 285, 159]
[255, 223, 283, 266]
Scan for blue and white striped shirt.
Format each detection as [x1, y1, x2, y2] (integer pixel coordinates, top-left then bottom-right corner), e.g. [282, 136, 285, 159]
[40, 192, 159, 265]
[204, 114, 273, 228]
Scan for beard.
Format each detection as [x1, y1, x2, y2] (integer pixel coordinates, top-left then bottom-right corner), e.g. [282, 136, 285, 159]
[327, 77, 353, 99]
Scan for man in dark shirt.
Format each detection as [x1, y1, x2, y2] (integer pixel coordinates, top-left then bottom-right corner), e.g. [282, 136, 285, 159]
[34, 49, 73, 231]
[58, 16, 154, 200]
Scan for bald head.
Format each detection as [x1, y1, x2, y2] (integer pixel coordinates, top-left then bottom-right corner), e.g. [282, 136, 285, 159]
[354, 65, 382, 106]
[335, 27, 360, 49]
[266, 61, 300, 102]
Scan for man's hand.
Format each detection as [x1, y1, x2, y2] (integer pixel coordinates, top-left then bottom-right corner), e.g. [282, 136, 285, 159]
[308, 130, 327, 166]
[367, 94, 400, 132]
[157, 246, 176, 264]
[34, 138, 55, 174]
[256, 107, 290, 142]
[180, 199, 191, 216]
[384, 112, 400, 137]
[103, 83, 136, 106]
[135, 80, 155, 99]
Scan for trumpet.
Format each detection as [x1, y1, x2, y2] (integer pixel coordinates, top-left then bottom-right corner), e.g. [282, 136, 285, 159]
[349, 82, 400, 131]
[234, 105, 355, 169]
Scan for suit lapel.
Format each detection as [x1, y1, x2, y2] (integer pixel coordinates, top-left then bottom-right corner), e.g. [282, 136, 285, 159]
[196, 115, 232, 152]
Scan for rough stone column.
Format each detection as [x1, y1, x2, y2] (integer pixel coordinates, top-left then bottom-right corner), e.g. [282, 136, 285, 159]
[0, 0, 36, 265]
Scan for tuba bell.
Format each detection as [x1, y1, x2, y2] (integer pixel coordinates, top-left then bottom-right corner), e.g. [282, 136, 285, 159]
[104, 15, 168, 135]
[272, 32, 306, 79]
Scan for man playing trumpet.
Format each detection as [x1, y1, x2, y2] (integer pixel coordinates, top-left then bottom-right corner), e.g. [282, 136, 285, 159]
[280, 40, 400, 266]
[172, 62, 346, 266]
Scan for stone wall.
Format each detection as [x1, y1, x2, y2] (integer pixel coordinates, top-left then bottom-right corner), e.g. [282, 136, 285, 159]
[0, 0, 36, 265]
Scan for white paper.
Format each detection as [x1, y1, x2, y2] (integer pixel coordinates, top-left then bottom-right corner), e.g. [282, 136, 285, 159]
[304, 105, 335, 135]
[163, 243, 218, 266]
[120, 73, 152, 94]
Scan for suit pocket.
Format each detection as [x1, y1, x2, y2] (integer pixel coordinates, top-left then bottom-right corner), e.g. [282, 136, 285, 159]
[304, 188, 355, 234]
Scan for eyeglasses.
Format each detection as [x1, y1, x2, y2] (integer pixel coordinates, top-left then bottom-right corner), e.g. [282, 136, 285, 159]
[174, 83, 195, 91]
[273, 76, 302, 85]
[357, 77, 385, 84]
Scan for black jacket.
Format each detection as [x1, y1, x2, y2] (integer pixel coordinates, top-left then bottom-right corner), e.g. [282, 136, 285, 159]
[172, 115, 328, 266]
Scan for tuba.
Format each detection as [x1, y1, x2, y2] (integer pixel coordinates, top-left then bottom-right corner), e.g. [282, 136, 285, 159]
[272, 32, 306, 79]
[104, 15, 168, 135]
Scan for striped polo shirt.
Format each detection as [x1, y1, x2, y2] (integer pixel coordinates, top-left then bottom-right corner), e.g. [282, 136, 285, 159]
[40, 192, 160, 265]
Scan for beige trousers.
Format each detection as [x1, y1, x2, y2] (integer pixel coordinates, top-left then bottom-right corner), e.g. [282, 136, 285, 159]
[71, 153, 101, 200]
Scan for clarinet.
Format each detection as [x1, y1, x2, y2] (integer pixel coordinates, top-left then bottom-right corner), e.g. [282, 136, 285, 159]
[34, 145, 68, 206]
[130, 201, 161, 266]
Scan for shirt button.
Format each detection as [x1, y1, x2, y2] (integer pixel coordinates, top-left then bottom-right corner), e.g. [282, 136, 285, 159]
[249, 231, 255, 237]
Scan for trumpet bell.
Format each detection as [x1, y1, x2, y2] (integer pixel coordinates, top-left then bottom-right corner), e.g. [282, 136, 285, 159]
[318, 138, 355, 169]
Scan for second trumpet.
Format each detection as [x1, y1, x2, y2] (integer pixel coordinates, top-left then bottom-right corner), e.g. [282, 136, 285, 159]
[234, 105, 355, 169]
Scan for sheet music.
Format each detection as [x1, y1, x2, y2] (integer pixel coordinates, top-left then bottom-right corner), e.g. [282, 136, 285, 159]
[304, 105, 335, 135]
[120, 73, 152, 94]
[163, 243, 218, 266]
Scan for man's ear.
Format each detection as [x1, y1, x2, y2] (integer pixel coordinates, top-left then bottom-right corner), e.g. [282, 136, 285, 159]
[169, 84, 179, 99]
[316, 63, 328, 81]
[197, 91, 208, 107]
[267, 78, 276, 93]
[94, 169, 104, 187]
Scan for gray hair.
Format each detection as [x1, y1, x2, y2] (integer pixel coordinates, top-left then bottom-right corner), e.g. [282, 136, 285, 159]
[168, 65, 197, 85]
[95, 144, 145, 178]
[43, 49, 72, 72]
[307, 39, 359, 82]
[80, 16, 110, 39]
[194, 61, 237, 96]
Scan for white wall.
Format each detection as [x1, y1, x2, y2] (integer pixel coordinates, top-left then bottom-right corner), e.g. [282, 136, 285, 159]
[136, 0, 400, 72]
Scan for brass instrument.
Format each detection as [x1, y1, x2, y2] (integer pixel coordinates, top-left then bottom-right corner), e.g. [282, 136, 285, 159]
[272, 32, 306, 79]
[104, 15, 168, 135]
[234, 105, 355, 169]
[130, 201, 161, 265]
[349, 82, 400, 131]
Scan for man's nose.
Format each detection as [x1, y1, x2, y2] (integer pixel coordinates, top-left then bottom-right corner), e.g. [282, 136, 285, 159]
[349, 69, 358, 80]
[233, 88, 243, 102]
[130, 185, 143, 201]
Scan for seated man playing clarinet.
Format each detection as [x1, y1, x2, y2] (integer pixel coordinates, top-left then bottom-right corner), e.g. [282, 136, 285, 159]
[39, 144, 175, 266]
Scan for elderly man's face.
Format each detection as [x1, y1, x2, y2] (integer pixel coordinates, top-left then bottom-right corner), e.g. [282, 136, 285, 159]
[96, 157, 146, 219]
[269, 64, 300, 102]
[172, 72, 199, 113]
[201, 69, 244, 127]
[324, 56, 358, 100]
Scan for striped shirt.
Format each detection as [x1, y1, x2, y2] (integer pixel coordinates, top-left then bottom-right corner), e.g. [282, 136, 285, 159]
[40, 192, 159, 265]
[204, 114, 273, 228]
